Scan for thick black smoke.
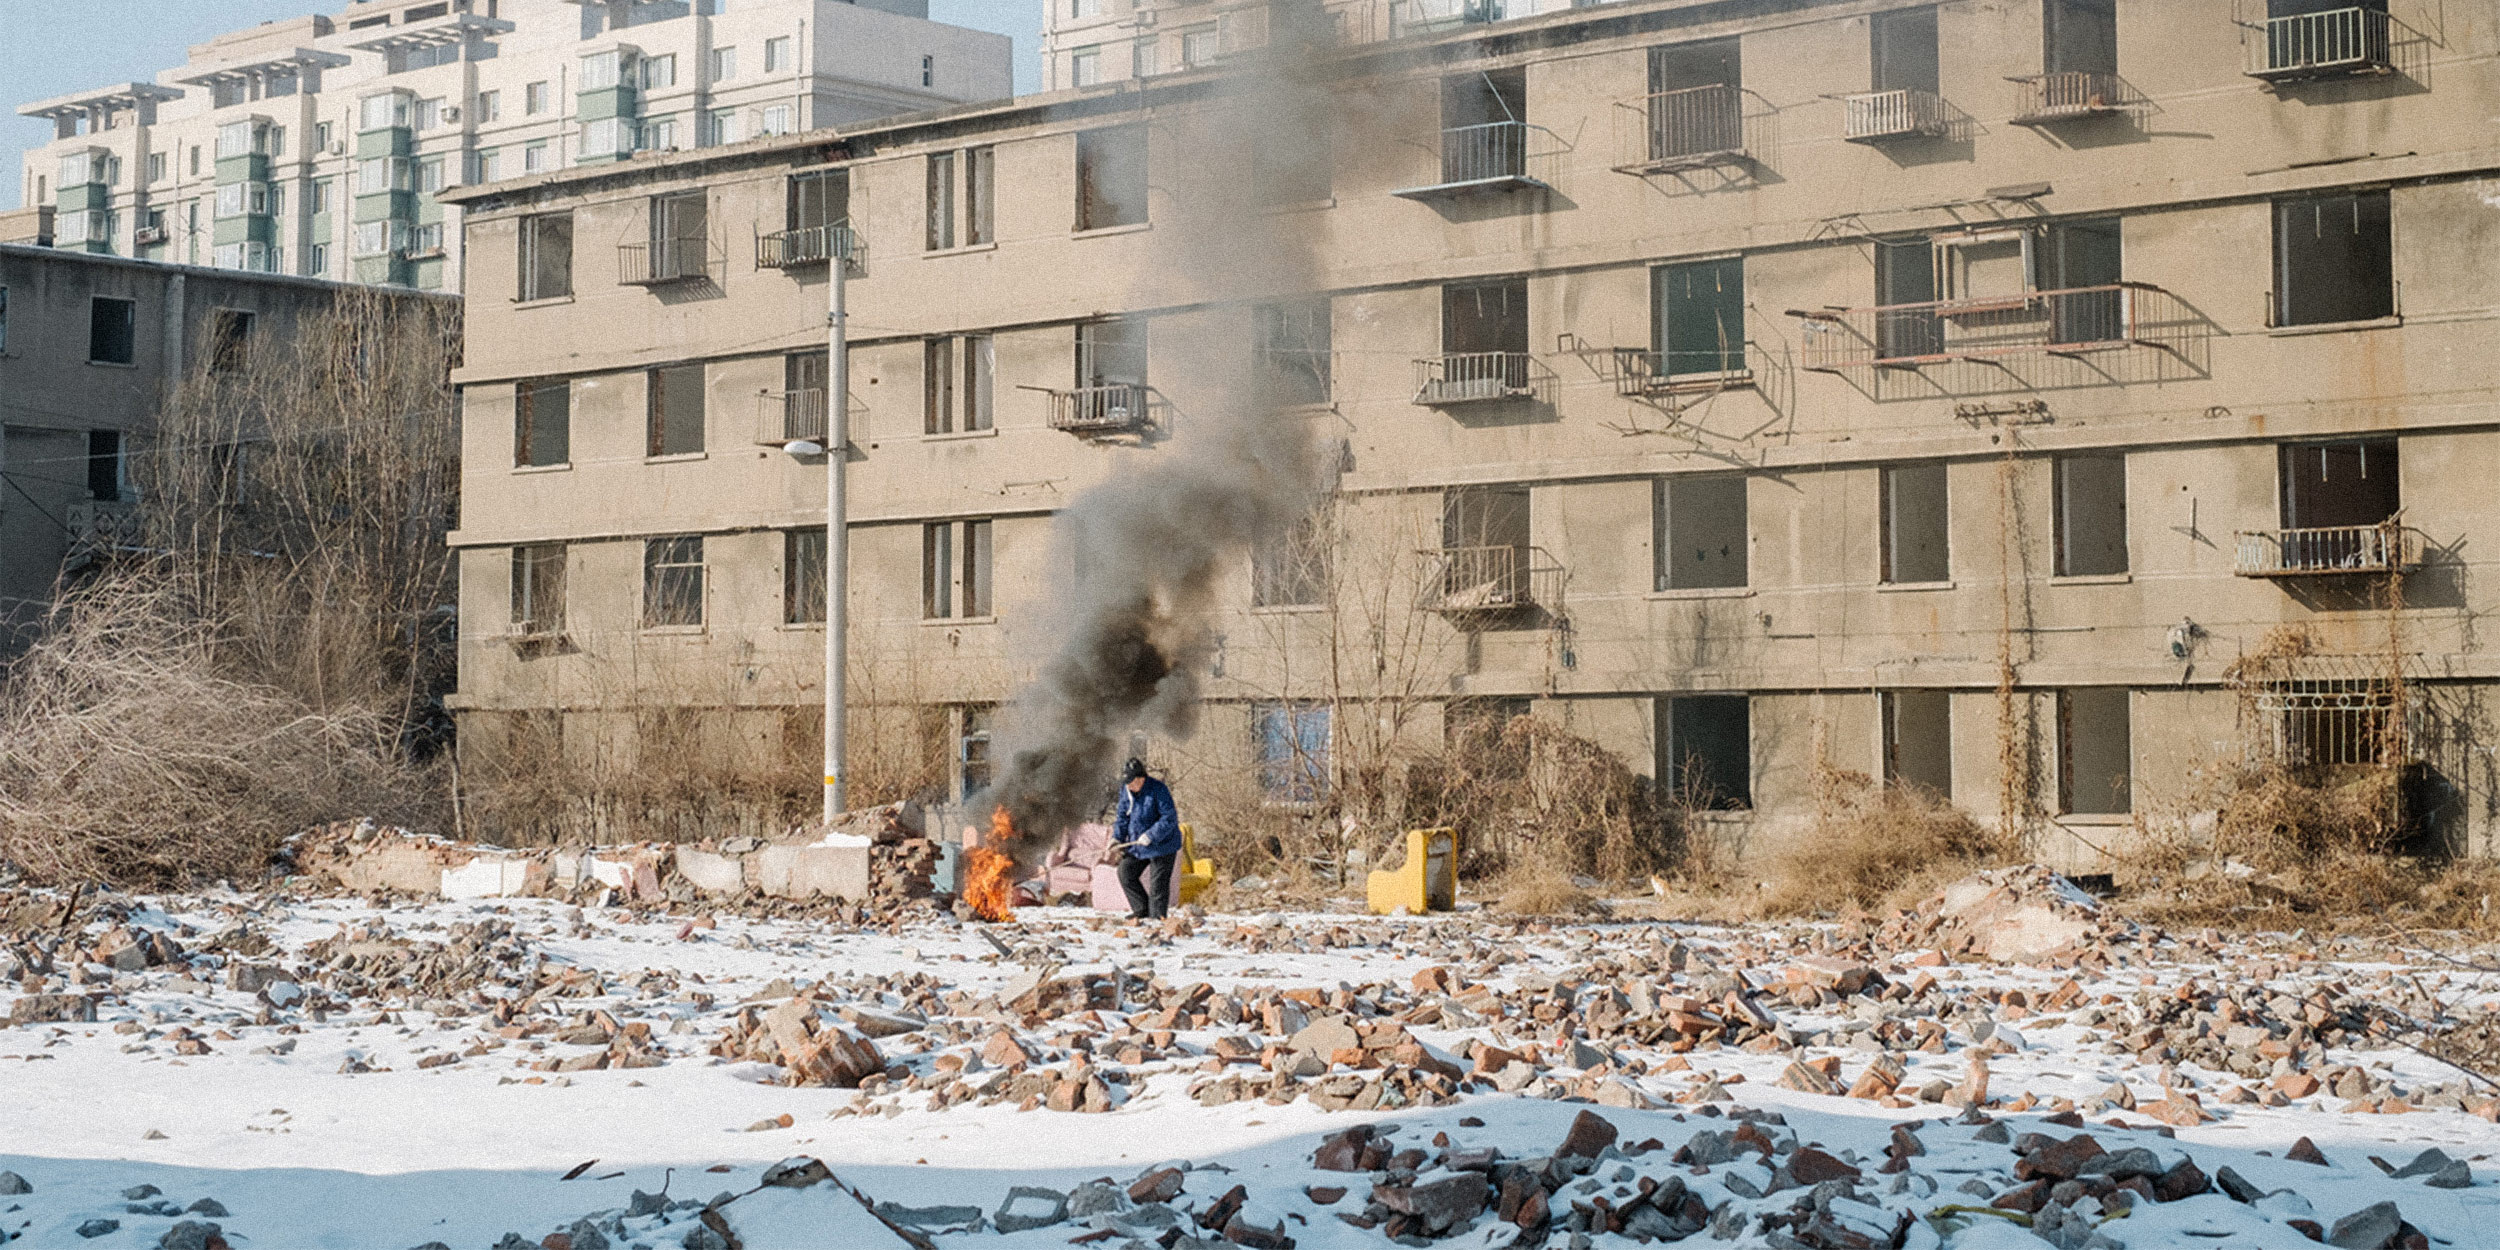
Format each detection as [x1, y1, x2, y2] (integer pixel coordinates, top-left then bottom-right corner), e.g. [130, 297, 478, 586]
[978, 4, 1342, 848]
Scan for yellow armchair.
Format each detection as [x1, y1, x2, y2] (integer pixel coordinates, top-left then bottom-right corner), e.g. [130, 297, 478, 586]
[1175, 823, 1215, 906]
[1367, 828, 1458, 915]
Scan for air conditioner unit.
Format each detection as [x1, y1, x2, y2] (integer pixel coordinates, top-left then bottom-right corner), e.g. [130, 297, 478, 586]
[328, 141, 347, 155]
[442, 106, 461, 121]
[133, 226, 168, 245]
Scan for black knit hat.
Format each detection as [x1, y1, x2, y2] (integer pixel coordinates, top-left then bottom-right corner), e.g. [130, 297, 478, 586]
[1121, 757, 1149, 782]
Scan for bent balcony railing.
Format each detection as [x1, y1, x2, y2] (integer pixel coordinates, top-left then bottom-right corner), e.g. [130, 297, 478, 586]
[1616, 85, 1746, 172]
[1412, 352, 1537, 405]
[1390, 0, 1501, 37]
[1609, 346, 1753, 398]
[1046, 382, 1152, 435]
[1788, 283, 2193, 372]
[758, 388, 829, 445]
[2233, 521, 2421, 578]
[756, 221, 860, 272]
[2249, 7, 2394, 81]
[2008, 70, 2128, 124]
[1418, 544, 1558, 615]
[618, 237, 707, 285]
[1842, 88, 1947, 142]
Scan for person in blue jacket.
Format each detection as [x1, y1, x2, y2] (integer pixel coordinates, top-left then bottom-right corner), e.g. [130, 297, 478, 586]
[1111, 757, 1181, 920]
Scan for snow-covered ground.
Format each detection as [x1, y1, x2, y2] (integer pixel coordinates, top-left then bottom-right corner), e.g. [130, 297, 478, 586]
[2, 892, 2496, 1249]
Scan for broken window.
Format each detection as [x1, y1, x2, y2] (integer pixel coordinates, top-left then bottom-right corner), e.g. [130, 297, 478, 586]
[2273, 189, 2392, 327]
[924, 338, 956, 434]
[86, 430, 124, 502]
[2038, 216, 2123, 343]
[1873, 238, 1940, 359]
[1075, 124, 1147, 231]
[1253, 701, 1330, 803]
[1660, 695, 1750, 810]
[959, 704, 995, 800]
[651, 190, 706, 277]
[1076, 318, 1148, 389]
[1254, 298, 1332, 407]
[923, 519, 993, 619]
[1653, 257, 1745, 378]
[207, 309, 255, 374]
[2279, 438, 2399, 530]
[642, 535, 705, 628]
[2057, 687, 2131, 814]
[1654, 475, 1747, 591]
[1253, 505, 1329, 608]
[1442, 485, 1532, 605]
[1882, 689, 1953, 798]
[1440, 68, 1526, 181]
[518, 212, 572, 301]
[965, 146, 996, 245]
[88, 296, 135, 365]
[926, 150, 957, 250]
[924, 335, 993, 434]
[2053, 453, 2128, 576]
[514, 377, 570, 467]
[510, 543, 567, 633]
[1881, 462, 1949, 584]
[1871, 7, 1939, 95]
[2043, 0, 2117, 74]
[647, 363, 705, 457]
[784, 528, 826, 625]
[788, 169, 847, 236]
[1645, 38, 1742, 159]
[1441, 278, 1529, 394]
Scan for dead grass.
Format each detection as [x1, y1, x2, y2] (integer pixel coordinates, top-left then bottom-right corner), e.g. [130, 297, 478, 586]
[1759, 762, 2016, 917]
[1492, 866, 1609, 918]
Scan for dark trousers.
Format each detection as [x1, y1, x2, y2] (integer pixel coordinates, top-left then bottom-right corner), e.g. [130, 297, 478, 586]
[1118, 854, 1175, 919]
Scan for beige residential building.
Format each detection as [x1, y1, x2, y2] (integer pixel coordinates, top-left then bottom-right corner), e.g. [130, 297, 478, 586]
[15, 0, 1010, 290]
[443, 0, 2500, 866]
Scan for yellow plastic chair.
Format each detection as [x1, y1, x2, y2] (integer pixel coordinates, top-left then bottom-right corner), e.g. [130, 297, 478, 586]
[1367, 828, 1458, 915]
[1175, 823, 1215, 906]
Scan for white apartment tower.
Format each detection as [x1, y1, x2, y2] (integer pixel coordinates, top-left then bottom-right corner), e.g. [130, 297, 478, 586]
[16, 0, 1011, 290]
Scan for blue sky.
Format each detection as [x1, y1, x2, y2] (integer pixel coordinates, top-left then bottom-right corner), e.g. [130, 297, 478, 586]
[0, 0, 1043, 211]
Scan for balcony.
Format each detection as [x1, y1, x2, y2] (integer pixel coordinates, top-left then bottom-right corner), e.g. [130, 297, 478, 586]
[1412, 352, 1542, 406]
[2008, 71, 2132, 125]
[1842, 89, 1948, 143]
[1046, 383, 1153, 436]
[756, 221, 860, 273]
[618, 238, 707, 286]
[1613, 85, 1747, 175]
[2248, 7, 2396, 82]
[1418, 544, 1561, 616]
[2234, 521, 2420, 578]
[1606, 348, 1753, 399]
[1390, 122, 1546, 199]
[1788, 283, 2201, 378]
[1389, 0, 1501, 38]
[132, 225, 168, 246]
[757, 389, 829, 446]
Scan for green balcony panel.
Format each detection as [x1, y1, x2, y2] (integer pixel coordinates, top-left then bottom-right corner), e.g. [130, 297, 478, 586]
[577, 85, 639, 122]
[354, 190, 415, 224]
[415, 196, 444, 226]
[411, 256, 448, 290]
[353, 255, 410, 286]
[215, 152, 271, 184]
[212, 215, 275, 247]
[356, 128, 413, 159]
[56, 183, 110, 213]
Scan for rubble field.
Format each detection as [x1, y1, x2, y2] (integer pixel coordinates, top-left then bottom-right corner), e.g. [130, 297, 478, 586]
[2, 868, 2496, 1250]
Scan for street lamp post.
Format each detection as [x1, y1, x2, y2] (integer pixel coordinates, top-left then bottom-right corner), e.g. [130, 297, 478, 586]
[823, 220, 850, 821]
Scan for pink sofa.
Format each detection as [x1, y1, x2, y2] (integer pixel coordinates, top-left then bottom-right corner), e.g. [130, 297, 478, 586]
[1016, 821, 1175, 911]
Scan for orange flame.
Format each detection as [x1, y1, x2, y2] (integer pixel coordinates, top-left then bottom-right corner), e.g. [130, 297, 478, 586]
[965, 809, 1017, 922]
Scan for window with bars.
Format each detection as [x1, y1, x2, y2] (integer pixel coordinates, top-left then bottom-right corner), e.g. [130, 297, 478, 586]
[643, 536, 706, 628]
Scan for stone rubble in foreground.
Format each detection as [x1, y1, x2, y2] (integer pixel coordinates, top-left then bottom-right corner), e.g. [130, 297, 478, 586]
[0, 865, 2493, 1249]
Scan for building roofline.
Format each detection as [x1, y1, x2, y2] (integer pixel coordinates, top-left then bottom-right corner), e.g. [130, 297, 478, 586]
[17, 82, 186, 119]
[0, 243, 459, 304]
[173, 48, 355, 86]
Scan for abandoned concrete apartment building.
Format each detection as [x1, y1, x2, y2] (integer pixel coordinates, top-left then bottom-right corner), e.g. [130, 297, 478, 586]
[442, 0, 2500, 867]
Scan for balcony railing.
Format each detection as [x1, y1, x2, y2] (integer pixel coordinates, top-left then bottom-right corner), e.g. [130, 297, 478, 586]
[1608, 348, 1753, 398]
[2248, 7, 2394, 81]
[1789, 283, 2195, 372]
[1418, 544, 1558, 615]
[2233, 521, 2420, 578]
[2008, 71, 2129, 124]
[1392, 121, 1544, 198]
[758, 388, 829, 445]
[1046, 383, 1152, 435]
[618, 237, 707, 285]
[1389, 0, 1501, 37]
[1842, 89, 1947, 142]
[1412, 352, 1537, 405]
[1617, 85, 1746, 173]
[756, 221, 859, 272]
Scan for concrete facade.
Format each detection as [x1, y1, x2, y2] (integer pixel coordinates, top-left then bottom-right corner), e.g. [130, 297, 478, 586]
[442, 0, 2500, 868]
[0, 243, 452, 652]
[14, 0, 1010, 290]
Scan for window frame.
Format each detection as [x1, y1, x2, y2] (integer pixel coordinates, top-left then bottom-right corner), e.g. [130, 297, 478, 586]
[1653, 474, 1748, 592]
[784, 528, 828, 625]
[1659, 694, 1752, 810]
[2051, 453, 2129, 577]
[646, 362, 707, 457]
[87, 295, 137, 366]
[518, 211, 574, 301]
[1879, 461, 1950, 584]
[641, 535, 707, 630]
[1252, 700, 1332, 804]
[514, 376, 572, 468]
[510, 542, 568, 634]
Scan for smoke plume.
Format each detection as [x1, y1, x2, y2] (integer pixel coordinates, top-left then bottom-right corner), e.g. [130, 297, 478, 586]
[978, 4, 1344, 848]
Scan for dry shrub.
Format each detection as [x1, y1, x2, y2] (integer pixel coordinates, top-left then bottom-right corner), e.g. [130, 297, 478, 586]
[0, 578, 432, 885]
[1761, 762, 2014, 916]
[1406, 715, 1676, 885]
[1493, 866, 1608, 918]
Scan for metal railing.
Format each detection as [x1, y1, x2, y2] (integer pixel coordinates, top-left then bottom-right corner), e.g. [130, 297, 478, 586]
[2254, 679, 2402, 769]
[2233, 521, 2420, 577]
[2008, 71, 2127, 124]
[760, 388, 829, 444]
[1842, 88, 1947, 142]
[1439, 121, 1528, 184]
[1790, 282, 2193, 371]
[1047, 383, 1151, 435]
[1412, 352, 1535, 405]
[1390, 0, 1500, 37]
[2249, 6, 2393, 80]
[756, 221, 858, 271]
[1609, 347, 1752, 397]
[1418, 544, 1552, 614]
[1636, 84, 1745, 167]
[618, 237, 708, 285]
